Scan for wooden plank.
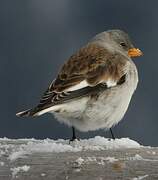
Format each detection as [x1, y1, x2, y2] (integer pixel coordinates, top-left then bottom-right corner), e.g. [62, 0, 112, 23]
[0, 139, 158, 180]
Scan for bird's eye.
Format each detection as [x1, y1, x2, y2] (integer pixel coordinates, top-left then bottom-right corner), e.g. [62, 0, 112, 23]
[120, 42, 126, 47]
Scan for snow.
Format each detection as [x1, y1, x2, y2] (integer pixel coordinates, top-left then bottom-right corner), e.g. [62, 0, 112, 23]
[104, 156, 118, 163]
[0, 149, 5, 157]
[74, 168, 81, 172]
[132, 175, 149, 180]
[132, 154, 144, 161]
[41, 173, 46, 177]
[77, 136, 141, 150]
[76, 156, 118, 165]
[10, 165, 30, 178]
[74, 156, 119, 167]
[0, 136, 142, 161]
[8, 141, 81, 161]
[0, 136, 157, 179]
[0, 161, 4, 166]
[9, 150, 28, 161]
[152, 151, 156, 155]
[127, 154, 158, 162]
[75, 157, 84, 166]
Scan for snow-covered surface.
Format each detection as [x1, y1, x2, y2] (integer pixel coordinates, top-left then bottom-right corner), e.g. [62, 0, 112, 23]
[0, 136, 158, 180]
[10, 165, 30, 178]
[0, 136, 142, 161]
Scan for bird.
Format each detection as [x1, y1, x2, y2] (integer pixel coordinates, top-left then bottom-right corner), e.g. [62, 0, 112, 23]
[16, 29, 142, 141]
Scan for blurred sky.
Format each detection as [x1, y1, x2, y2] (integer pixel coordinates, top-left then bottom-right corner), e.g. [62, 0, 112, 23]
[1, 0, 158, 146]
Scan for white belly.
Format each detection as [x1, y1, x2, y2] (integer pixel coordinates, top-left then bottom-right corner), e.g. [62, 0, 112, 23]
[53, 84, 136, 132]
[52, 62, 138, 132]
[80, 84, 135, 131]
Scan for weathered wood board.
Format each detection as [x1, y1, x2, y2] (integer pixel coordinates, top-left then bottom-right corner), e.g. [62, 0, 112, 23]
[0, 139, 158, 180]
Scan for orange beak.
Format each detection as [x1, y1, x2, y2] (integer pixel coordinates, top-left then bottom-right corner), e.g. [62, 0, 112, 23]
[128, 48, 143, 57]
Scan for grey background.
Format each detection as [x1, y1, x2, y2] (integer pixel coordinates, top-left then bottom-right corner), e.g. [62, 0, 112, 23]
[1, 0, 157, 146]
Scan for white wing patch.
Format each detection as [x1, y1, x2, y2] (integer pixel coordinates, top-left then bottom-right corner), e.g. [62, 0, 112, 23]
[35, 79, 117, 116]
[65, 79, 117, 92]
[35, 105, 63, 116]
[66, 80, 89, 92]
[106, 79, 117, 88]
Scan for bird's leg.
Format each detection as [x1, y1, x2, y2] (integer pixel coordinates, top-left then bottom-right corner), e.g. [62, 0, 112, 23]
[72, 126, 76, 140]
[110, 128, 115, 140]
[69, 127, 79, 142]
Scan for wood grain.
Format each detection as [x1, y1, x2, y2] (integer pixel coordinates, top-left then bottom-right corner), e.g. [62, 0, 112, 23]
[0, 139, 158, 180]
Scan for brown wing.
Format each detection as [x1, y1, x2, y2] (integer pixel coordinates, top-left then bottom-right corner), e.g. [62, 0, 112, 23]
[38, 43, 127, 109]
[16, 44, 128, 117]
[51, 44, 127, 92]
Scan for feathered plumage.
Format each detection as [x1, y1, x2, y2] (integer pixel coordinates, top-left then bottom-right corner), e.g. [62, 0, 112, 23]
[16, 29, 142, 132]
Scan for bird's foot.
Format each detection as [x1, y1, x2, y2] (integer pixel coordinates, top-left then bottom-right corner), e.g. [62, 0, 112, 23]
[69, 137, 80, 144]
[108, 138, 115, 141]
[110, 128, 115, 140]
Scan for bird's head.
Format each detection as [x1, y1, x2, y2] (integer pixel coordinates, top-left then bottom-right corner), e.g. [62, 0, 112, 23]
[92, 29, 143, 58]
